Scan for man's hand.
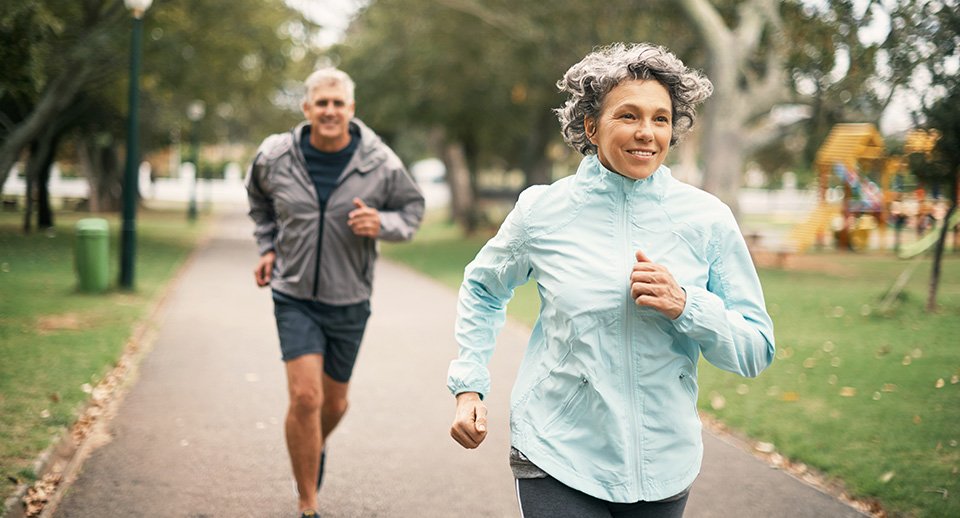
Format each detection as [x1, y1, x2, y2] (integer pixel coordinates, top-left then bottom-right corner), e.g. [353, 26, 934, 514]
[450, 392, 488, 449]
[254, 251, 276, 287]
[630, 249, 686, 320]
[347, 198, 381, 238]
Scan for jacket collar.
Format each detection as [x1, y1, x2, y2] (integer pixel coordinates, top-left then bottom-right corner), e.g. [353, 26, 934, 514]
[576, 154, 672, 202]
[291, 118, 388, 174]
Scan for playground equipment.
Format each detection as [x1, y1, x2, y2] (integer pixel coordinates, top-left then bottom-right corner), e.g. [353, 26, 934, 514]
[788, 124, 940, 253]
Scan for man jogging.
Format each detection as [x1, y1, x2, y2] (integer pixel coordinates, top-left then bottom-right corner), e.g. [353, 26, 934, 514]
[246, 67, 424, 518]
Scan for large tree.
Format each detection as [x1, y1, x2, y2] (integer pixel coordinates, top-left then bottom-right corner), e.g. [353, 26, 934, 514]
[904, 0, 959, 312]
[335, 0, 681, 229]
[334, 0, 942, 228]
[0, 0, 318, 228]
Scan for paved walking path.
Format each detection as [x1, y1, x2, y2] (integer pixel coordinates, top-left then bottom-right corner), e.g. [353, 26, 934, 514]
[54, 210, 867, 517]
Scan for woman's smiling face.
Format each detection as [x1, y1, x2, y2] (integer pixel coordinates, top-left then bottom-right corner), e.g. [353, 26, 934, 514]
[586, 79, 673, 180]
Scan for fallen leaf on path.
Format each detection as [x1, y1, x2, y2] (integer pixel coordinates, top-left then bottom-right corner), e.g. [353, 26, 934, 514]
[879, 471, 895, 483]
[755, 441, 776, 453]
[781, 391, 800, 402]
[840, 387, 857, 397]
[710, 393, 726, 410]
[913, 415, 922, 425]
[882, 384, 897, 393]
[935, 378, 945, 389]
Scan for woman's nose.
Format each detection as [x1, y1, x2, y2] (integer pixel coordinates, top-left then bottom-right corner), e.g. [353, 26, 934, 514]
[634, 122, 653, 141]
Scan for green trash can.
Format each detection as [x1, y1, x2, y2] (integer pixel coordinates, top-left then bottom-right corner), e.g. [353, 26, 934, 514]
[75, 218, 110, 293]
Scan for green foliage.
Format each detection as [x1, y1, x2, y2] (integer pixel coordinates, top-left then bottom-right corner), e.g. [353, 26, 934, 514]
[0, 210, 207, 497]
[332, 0, 682, 175]
[138, 0, 319, 149]
[0, 0, 319, 191]
[383, 216, 960, 518]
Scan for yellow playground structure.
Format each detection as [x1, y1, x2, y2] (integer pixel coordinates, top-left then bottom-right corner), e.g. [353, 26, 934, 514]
[787, 123, 943, 253]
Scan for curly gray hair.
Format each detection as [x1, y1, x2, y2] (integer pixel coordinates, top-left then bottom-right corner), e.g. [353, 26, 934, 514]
[555, 42, 713, 154]
[303, 67, 356, 104]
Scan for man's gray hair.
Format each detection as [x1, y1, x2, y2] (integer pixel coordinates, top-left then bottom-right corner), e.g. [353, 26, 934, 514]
[555, 42, 713, 155]
[303, 67, 356, 103]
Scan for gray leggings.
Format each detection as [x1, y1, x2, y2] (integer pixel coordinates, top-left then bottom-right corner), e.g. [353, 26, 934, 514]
[516, 476, 689, 518]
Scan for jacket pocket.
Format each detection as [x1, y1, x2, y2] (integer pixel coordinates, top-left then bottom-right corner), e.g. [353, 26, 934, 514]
[678, 368, 698, 402]
[539, 375, 590, 434]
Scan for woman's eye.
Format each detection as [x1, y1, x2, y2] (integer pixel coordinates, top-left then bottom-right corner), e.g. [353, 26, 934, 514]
[620, 113, 636, 120]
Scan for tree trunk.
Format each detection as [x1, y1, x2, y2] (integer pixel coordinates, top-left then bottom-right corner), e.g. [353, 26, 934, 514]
[443, 140, 478, 233]
[698, 34, 744, 216]
[677, 0, 788, 221]
[22, 144, 35, 234]
[36, 134, 57, 229]
[521, 111, 555, 187]
[80, 133, 123, 213]
[927, 199, 957, 312]
[24, 128, 63, 229]
[0, 72, 89, 194]
[429, 126, 479, 232]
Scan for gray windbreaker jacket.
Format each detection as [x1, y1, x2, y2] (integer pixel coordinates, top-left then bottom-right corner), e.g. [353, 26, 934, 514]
[246, 119, 424, 304]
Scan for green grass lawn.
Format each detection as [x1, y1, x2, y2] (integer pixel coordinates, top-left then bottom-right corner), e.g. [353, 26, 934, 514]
[0, 209, 208, 501]
[384, 215, 960, 518]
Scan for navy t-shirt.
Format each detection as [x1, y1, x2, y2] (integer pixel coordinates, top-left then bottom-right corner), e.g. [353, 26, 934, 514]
[299, 124, 360, 203]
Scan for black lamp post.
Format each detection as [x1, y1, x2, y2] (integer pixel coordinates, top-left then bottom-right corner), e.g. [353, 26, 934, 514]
[186, 100, 205, 221]
[119, 0, 153, 290]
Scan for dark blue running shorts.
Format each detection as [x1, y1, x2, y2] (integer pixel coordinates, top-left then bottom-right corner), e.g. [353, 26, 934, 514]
[272, 290, 371, 383]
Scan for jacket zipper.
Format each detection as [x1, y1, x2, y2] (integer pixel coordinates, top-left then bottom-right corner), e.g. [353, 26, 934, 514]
[312, 198, 326, 298]
[621, 185, 644, 495]
[312, 166, 360, 299]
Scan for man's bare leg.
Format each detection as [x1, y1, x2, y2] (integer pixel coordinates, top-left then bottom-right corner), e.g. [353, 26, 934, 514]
[321, 374, 350, 438]
[285, 354, 324, 513]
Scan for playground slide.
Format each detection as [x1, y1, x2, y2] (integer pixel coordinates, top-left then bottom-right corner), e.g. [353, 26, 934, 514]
[833, 163, 883, 210]
[898, 209, 960, 259]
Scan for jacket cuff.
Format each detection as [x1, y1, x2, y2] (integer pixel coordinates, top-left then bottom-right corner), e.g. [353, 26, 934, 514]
[257, 241, 275, 256]
[447, 360, 490, 400]
[672, 285, 704, 334]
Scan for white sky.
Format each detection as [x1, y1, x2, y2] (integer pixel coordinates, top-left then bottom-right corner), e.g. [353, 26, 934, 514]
[285, 0, 366, 47]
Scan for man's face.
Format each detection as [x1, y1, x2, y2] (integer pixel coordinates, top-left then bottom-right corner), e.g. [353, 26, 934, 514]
[302, 82, 355, 151]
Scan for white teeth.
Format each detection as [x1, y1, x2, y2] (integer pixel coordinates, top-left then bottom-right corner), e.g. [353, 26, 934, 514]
[629, 151, 654, 157]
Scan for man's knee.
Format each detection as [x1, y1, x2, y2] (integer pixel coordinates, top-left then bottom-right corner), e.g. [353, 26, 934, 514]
[289, 384, 323, 414]
[323, 396, 349, 418]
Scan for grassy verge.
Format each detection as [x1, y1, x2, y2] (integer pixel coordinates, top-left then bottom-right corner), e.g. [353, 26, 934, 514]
[0, 209, 208, 503]
[383, 214, 960, 518]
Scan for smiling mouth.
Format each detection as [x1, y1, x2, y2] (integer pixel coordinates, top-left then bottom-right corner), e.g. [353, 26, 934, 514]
[628, 150, 656, 157]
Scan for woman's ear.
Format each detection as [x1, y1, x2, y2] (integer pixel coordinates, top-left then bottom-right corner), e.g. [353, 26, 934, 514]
[585, 117, 597, 145]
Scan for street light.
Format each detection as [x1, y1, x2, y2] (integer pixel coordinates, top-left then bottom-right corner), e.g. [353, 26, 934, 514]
[119, 0, 153, 290]
[186, 100, 205, 221]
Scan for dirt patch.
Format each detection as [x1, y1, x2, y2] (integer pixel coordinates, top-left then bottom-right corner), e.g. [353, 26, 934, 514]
[751, 249, 856, 276]
[35, 314, 87, 335]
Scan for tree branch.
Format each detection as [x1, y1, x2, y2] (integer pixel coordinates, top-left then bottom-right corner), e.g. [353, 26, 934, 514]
[433, 0, 544, 43]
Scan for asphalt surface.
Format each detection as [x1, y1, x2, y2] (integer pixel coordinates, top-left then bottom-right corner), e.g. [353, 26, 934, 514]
[53, 210, 867, 517]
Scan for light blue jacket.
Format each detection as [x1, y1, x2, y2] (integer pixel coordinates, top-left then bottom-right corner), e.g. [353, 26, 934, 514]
[448, 155, 775, 503]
